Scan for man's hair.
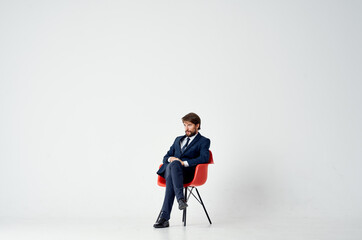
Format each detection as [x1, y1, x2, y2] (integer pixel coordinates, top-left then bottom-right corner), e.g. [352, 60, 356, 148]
[182, 112, 201, 130]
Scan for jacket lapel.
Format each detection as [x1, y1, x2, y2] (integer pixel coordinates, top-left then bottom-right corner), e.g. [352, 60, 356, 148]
[181, 133, 202, 156]
[176, 136, 185, 155]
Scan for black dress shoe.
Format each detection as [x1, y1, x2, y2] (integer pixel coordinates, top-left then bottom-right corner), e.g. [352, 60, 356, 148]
[153, 218, 169, 228]
[178, 198, 188, 210]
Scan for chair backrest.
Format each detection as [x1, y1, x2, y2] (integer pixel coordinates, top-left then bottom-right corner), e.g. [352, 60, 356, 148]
[186, 150, 213, 187]
[208, 150, 214, 164]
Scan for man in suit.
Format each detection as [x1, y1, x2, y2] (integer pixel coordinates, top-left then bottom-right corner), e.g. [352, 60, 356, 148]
[153, 112, 211, 228]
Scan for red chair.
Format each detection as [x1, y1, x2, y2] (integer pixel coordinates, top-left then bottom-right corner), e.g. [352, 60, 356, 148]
[157, 150, 214, 226]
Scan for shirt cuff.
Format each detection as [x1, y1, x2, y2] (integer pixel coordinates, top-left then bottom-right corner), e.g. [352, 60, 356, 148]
[168, 157, 172, 162]
[183, 161, 189, 167]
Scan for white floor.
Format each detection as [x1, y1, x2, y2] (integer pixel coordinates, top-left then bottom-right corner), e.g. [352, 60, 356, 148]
[1, 216, 361, 240]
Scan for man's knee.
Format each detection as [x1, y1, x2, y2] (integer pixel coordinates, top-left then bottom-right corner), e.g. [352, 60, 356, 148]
[165, 161, 180, 175]
[170, 160, 182, 168]
[169, 161, 183, 173]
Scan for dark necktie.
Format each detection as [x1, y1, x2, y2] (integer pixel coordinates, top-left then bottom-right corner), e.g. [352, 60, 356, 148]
[181, 137, 190, 153]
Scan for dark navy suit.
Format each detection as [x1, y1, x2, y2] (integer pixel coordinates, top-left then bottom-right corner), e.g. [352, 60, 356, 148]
[157, 133, 210, 220]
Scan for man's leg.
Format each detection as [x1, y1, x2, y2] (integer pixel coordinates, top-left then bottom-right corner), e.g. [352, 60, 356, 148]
[169, 161, 185, 201]
[160, 161, 184, 220]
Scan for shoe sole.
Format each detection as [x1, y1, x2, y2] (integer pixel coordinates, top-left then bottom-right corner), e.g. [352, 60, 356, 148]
[179, 204, 188, 210]
[153, 223, 169, 228]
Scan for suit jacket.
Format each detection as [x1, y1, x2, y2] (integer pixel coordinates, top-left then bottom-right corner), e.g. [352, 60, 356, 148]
[157, 133, 211, 183]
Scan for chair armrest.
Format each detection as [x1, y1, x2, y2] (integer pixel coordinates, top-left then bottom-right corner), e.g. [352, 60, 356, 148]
[157, 164, 166, 186]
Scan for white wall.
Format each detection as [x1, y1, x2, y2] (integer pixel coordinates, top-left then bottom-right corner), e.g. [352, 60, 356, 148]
[1, 0, 361, 221]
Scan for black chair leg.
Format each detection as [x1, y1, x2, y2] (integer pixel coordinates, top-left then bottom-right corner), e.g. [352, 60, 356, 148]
[183, 187, 187, 226]
[195, 188, 212, 224]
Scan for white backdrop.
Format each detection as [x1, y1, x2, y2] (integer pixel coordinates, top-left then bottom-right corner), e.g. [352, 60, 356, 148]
[1, 0, 361, 223]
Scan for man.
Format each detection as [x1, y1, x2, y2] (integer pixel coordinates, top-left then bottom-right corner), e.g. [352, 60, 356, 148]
[154, 112, 211, 228]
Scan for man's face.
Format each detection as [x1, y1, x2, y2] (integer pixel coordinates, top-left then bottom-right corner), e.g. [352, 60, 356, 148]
[183, 121, 199, 137]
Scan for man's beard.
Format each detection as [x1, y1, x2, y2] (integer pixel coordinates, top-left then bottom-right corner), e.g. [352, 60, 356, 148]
[185, 130, 197, 137]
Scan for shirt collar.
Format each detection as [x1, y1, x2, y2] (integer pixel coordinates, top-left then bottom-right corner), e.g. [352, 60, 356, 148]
[186, 132, 198, 142]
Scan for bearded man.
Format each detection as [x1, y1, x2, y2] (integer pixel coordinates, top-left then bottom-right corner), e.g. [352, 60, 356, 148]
[153, 112, 211, 228]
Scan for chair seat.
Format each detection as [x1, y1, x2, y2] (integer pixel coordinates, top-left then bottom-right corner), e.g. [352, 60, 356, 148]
[157, 163, 211, 187]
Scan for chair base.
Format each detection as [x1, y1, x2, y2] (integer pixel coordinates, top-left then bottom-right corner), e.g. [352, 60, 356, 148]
[157, 186, 212, 226]
[182, 186, 212, 226]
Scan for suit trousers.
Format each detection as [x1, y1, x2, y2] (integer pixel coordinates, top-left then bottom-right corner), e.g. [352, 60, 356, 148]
[160, 161, 185, 220]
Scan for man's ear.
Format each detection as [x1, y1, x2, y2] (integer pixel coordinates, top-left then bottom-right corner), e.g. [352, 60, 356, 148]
[196, 124, 200, 130]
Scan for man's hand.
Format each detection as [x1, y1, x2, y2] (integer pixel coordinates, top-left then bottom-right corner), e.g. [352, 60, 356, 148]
[169, 157, 184, 166]
[169, 157, 180, 162]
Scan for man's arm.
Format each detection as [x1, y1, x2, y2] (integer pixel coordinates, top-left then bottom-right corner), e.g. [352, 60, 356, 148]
[163, 137, 186, 166]
[162, 139, 177, 164]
